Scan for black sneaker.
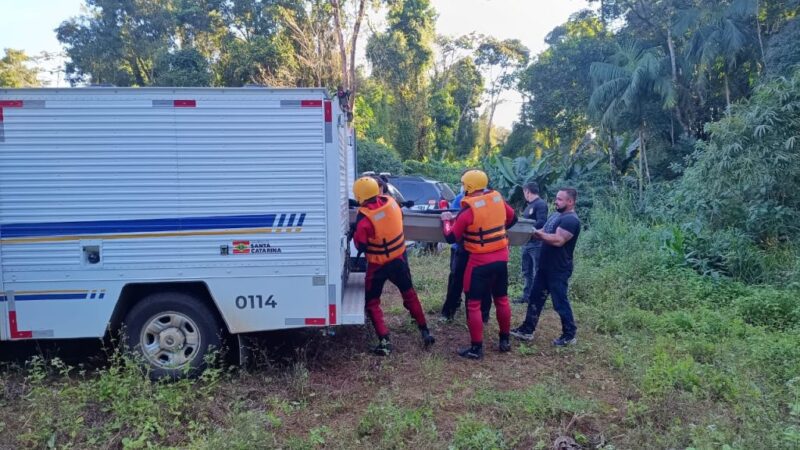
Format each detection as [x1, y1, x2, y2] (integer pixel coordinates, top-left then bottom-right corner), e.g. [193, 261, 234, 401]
[552, 335, 577, 347]
[373, 337, 392, 356]
[457, 344, 483, 360]
[510, 326, 535, 341]
[420, 328, 436, 348]
[498, 337, 511, 353]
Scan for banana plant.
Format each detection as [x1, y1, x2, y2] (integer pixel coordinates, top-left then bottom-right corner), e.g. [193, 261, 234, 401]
[483, 152, 559, 203]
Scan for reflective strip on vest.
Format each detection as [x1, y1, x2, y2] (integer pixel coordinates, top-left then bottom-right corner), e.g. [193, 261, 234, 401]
[461, 191, 509, 254]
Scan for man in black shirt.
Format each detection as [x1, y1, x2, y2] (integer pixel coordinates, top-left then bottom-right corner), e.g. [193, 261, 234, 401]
[514, 182, 548, 303]
[511, 187, 581, 346]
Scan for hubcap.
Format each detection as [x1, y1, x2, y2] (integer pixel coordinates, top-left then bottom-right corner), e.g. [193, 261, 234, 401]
[140, 311, 201, 369]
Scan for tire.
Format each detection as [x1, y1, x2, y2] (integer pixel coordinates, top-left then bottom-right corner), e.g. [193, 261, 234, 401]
[123, 292, 223, 380]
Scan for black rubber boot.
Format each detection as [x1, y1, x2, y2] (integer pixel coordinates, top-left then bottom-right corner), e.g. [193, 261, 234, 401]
[499, 334, 511, 353]
[457, 343, 483, 360]
[373, 337, 392, 356]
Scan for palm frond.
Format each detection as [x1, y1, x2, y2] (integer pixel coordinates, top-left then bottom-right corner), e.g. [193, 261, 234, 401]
[590, 61, 630, 85]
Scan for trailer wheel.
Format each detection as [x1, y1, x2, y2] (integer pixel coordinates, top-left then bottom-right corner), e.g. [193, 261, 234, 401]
[124, 292, 223, 380]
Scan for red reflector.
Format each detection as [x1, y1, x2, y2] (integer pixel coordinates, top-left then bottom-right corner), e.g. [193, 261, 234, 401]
[301, 100, 322, 107]
[174, 100, 196, 107]
[0, 100, 23, 107]
[328, 304, 337, 324]
[9, 311, 33, 339]
[304, 318, 326, 325]
[324, 101, 332, 122]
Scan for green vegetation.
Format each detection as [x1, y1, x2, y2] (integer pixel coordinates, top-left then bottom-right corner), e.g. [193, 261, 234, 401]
[2, 0, 800, 448]
[3, 202, 799, 448]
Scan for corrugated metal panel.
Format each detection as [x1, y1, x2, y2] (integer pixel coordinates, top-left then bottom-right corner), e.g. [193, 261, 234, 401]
[0, 89, 330, 272]
[338, 119, 349, 237]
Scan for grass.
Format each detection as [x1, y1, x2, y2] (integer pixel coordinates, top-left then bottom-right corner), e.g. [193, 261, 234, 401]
[2, 208, 799, 448]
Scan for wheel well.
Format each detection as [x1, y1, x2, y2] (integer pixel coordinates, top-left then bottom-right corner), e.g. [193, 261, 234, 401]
[108, 282, 228, 336]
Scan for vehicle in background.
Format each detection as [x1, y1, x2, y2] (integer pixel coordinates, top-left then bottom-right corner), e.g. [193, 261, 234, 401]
[388, 176, 456, 211]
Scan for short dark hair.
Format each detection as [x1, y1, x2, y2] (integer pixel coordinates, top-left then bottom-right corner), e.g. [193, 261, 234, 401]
[522, 182, 539, 195]
[559, 187, 578, 202]
[372, 175, 388, 193]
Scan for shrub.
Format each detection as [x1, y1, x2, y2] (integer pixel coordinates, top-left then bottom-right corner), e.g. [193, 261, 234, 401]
[735, 288, 800, 331]
[402, 159, 470, 187]
[357, 139, 404, 175]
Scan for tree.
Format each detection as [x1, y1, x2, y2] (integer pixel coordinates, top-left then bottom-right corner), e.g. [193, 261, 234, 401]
[428, 82, 459, 158]
[675, 67, 800, 242]
[275, 1, 339, 87]
[765, 16, 800, 77]
[0, 49, 41, 87]
[329, 0, 371, 109]
[589, 41, 675, 197]
[152, 47, 212, 86]
[678, 0, 759, 111]
[56, 0, 296, 87]
[518, 10, 614, 152]
[475, 37, 529, 154]
[366, 0, 436, 159]
[57, 0, 177, 85]
[449, 57, 483, 158]
[215, 0, 299, 86]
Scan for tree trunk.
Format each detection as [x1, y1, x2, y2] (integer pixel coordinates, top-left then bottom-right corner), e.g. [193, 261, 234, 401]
[642, 126, 651, 184]
[638, 127, 644, 201]
[330, 0, 349, 90]
[608, 129, 617, 189]
[724, 71, 731, 113]
[670, 116, 675, 146]
[348, 0, 367, 110]
[667, 28, 678, 85]
[483, 95, 500, 154]
[666, 27, 690, 135]
[756, 0, 767, 72]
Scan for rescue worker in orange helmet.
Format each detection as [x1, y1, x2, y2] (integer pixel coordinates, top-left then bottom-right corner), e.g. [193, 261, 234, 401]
[440, 170, 517, 359]
[351, 176, 435, 355]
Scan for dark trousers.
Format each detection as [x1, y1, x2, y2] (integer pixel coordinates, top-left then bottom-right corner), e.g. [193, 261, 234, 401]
[520, 242, 542, 300]
[463, 260, 511, 343]
[441, 248, 491, 321]
[521, 269, 577, 338]
[441, 247, 468, 317]
[364, 253, 427, 337]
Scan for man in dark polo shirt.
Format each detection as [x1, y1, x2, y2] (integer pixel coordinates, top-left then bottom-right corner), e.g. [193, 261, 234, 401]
[511, 187, 581, 346]
[514, 182, 548, 303]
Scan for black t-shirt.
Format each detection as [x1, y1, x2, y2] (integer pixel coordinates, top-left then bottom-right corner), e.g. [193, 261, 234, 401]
[523, 198, 548, 227]
[523, 197, 548, 243]
[538, 211, 581, 275]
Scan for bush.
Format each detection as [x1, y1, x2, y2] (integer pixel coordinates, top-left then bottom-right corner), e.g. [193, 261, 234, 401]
[735, 288, 800, 331]
[402, 159, 470, 187]
[672, 68, 800, 243]
[357, 139, 404, 175]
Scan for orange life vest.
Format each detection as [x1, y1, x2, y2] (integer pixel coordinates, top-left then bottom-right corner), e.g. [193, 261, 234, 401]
[359, 196, 406, 265]
[460, 190, 509, 254]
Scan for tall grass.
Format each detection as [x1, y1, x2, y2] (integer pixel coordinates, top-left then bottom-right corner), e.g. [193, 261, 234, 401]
[571, 196, 800, 448]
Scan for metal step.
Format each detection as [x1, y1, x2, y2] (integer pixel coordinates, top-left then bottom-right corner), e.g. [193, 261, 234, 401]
[341, 272, 365, 324]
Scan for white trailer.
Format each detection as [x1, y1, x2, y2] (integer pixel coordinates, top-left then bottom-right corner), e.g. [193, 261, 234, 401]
[0, 87, 365, 378]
